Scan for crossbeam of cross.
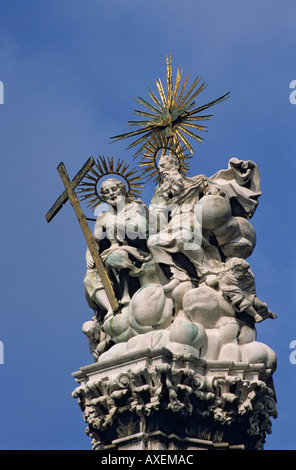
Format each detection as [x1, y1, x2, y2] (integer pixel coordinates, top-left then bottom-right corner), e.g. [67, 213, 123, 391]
[45, 157, 120, 313]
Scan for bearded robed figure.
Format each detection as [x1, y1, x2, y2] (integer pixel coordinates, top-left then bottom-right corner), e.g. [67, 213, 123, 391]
[147, 153, 261, 291]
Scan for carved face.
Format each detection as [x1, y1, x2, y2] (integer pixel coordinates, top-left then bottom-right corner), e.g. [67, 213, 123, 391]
[232, 263, 249, 279]
[158, 155, 179, 176]
[100, 179, 126, 207]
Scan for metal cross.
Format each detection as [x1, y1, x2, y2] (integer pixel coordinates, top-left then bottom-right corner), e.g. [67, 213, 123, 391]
[45, 157, 120, 313]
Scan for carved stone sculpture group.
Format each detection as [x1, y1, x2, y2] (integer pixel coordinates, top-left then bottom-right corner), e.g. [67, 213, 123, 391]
[82, 155, 276, 371]
[72, 154, 277, 450]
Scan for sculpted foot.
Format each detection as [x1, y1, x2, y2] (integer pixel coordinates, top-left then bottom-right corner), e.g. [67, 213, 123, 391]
[254, 313, 264, 323]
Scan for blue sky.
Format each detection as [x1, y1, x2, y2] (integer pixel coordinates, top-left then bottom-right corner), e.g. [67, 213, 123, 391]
[0, 0, 295, 450]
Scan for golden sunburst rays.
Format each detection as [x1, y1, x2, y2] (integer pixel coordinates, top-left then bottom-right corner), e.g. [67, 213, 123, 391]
[110, 54, 230, 168]
[139, 134, 192, 184]
[77, 155, 145, 211]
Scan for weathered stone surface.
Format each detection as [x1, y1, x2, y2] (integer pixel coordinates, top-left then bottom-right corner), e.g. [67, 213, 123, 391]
[73, 349, 277, 450]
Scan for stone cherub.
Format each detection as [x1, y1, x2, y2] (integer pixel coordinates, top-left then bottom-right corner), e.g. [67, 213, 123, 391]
[207, 257, 276, 323]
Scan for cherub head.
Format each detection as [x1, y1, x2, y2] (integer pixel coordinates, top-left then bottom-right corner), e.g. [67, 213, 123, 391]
[225, 257, 250, 279]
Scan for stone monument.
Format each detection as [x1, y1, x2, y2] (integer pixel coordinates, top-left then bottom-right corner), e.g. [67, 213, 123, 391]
[48, 56, 277, 450]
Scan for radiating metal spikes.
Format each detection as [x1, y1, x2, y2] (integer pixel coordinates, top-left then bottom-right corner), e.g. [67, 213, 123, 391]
[110, 54, 230, 172]
[77, 155, 145, 211]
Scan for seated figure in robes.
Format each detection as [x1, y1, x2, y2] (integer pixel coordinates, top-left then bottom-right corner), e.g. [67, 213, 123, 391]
[147, 154, 262, 292]
[84, 178, 151, 322]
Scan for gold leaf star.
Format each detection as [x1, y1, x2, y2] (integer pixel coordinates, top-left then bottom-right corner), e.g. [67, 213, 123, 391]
[110, 54, 230, 170]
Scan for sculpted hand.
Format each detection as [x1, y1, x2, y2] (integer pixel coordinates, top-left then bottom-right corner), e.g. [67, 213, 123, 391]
[86, 254, 95, 269]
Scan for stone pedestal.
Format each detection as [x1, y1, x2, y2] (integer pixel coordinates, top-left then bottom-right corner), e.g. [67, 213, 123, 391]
[72, 347, 277, 450]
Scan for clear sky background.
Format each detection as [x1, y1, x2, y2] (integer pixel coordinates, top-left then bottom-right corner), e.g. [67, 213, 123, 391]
[0, 0, 295, 450]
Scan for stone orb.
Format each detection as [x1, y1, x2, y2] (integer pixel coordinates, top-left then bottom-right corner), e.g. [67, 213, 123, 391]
[198, 194, 231, 230]
[220, 217, 256, 259]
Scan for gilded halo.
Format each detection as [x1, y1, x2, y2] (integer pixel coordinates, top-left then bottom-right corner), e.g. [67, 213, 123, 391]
[110, 54, 229, 172]
[77, 155, 145, 211]
[139, 133, 192, 184]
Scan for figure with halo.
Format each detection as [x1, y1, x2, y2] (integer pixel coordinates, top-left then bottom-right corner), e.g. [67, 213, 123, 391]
[80, 158, 151, 325]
